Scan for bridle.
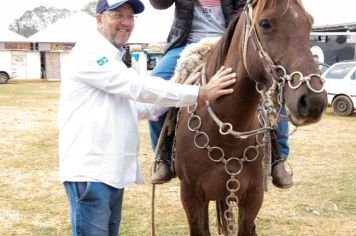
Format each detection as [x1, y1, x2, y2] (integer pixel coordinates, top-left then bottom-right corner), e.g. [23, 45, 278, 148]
[242, 1, 326, 95]
[198, 0, 327, 143]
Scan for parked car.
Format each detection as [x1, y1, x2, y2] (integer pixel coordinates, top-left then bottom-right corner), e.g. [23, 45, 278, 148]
[316, 62, 330, 74]
[0, 66, 17, 84]
[322, 61, 356, 116]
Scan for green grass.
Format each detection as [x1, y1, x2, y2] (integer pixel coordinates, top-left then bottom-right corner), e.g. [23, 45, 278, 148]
[0, 80, 355, 235]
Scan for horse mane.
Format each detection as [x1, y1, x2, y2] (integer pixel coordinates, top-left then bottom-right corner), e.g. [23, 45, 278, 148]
[206, 13, 241, 74]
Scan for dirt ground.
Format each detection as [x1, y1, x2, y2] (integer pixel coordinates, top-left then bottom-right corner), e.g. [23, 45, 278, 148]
[0, 81, 355, 235]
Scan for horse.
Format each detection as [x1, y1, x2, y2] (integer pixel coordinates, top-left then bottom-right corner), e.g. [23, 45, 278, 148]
[173, 0, 328, 235]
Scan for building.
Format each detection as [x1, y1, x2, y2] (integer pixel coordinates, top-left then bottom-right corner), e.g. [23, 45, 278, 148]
[310, 23, 356, 65]
[28, 11, 96, 81]
[313, 22, 356, 33]
[0, 29, 40, 80]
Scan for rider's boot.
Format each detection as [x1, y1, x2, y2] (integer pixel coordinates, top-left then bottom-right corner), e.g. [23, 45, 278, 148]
[271, 161, 293, 189]
[151, 108, 177, 184]
[151, 118, 175, 184]
[271, 131, 293, 189]
[151, 149, 174, 184]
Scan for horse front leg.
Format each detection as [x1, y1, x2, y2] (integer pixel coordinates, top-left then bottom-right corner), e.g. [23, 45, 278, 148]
[180, 180, 211, 236]
[237, 186, 264, 236]
[203, 203, 210, 235]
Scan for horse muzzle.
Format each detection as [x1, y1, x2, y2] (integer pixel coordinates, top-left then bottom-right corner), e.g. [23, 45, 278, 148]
[285, 90, 328, 126]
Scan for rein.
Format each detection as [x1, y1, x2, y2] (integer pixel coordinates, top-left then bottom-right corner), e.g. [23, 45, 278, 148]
[201, 63, 274, 139]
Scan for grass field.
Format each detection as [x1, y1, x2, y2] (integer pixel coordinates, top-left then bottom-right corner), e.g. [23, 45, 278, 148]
[0, 80, 355, 235]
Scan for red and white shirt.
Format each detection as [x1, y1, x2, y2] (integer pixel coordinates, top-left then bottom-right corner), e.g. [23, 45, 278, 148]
[187, 0, 226, 43]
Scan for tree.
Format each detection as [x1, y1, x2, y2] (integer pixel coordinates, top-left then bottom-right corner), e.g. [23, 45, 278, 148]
[82, 1, 97, 17]
[9, 6, 71, 38]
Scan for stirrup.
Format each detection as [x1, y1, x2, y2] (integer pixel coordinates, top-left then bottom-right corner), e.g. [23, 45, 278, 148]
[272, 159, 293, 177]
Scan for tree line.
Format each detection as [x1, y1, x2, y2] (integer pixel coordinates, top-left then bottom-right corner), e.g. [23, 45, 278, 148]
[9, 1, 96, 38]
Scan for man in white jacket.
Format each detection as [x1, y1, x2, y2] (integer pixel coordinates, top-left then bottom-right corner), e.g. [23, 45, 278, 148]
[58, 0, 236, 235]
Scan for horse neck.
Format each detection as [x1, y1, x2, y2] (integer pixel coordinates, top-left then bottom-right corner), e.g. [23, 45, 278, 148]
[212, 75, 261, 129]
[207, 24, 262, 129]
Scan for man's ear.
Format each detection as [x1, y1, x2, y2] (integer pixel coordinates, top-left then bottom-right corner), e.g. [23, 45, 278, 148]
[96, 14, 103, 25]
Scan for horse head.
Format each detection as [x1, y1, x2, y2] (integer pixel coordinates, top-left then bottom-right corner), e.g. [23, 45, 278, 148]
[207, 0, 328, 127]
[246, 0, 328, 126]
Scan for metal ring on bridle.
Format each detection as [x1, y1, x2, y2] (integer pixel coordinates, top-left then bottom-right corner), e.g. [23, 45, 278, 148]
[262, 98, 274, 109]
[256, 82, 265, 93]
[207, 146, 225, 162]
[227, 224, 235, 233]
[225, 157, 243, 175]
[243, 146, 259, 162]
[219, 123, 233, 135]
[287, 71, 304, 89]
[226, 178, 241, 192]
[187, 103, 198, 113]
[256, 133, 265, 146]
[193, 132, 209, 149]
[188, 115, 202, 131]
[285, 72, 326, 93]
[224, 208, 234, 221]
[226, 194, 239, 205]
[274, 65, 287, 77]
[305, 73, 326, 93]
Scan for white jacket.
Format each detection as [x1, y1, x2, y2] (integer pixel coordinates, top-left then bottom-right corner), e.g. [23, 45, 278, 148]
[58, 28, 199, 188]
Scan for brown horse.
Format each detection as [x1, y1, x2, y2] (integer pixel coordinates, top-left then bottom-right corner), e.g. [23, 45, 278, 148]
[173, 0, 328, 235]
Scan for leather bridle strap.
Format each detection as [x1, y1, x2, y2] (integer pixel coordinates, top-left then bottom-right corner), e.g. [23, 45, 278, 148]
[242, 3, 281, 82]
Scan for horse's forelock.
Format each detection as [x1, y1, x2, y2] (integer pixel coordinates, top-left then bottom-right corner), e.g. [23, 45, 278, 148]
[252, 0, 311, 27]
[252, 0, 277, 24]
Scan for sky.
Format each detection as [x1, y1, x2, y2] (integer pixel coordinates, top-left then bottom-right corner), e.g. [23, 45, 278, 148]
[0, 0, 355, 38]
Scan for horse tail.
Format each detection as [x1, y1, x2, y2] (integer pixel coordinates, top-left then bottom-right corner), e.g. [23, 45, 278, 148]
[216, 200, 229, 235]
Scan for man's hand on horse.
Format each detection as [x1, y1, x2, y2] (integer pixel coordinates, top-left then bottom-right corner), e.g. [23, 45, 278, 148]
[196, 66, 236, 101]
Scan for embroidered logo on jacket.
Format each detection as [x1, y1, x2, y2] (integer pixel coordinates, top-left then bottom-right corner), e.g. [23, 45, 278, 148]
[96, 56, 109, 66]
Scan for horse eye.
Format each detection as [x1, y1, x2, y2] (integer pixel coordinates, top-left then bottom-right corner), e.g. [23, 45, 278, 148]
[259, 20, 271, 29]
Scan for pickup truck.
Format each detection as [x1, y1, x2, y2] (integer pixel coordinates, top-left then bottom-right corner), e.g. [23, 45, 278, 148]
[0, 66, 17, 84]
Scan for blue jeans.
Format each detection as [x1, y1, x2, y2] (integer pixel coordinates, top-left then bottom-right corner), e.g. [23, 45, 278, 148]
[148, 44, 290, 160]
[64, 182, 124, 236]
[148, 44, 188, 152]
[276, 107, 289, 160]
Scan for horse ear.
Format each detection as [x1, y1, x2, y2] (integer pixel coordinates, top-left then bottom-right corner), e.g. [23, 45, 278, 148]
[247, 0, 258, 7]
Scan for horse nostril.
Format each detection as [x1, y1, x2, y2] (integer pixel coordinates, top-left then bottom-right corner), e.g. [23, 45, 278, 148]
[298, 95, 309, 117]
[298, 94, 326, 119]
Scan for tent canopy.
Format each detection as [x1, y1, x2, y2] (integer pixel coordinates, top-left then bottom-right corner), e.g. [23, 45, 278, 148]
[0, 29, 29, 42]
[28, 11, 96, 43]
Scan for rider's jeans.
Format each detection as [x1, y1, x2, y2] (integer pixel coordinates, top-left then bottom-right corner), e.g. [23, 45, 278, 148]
[148, 44, 188, 152]
[276, 107, 290, 160]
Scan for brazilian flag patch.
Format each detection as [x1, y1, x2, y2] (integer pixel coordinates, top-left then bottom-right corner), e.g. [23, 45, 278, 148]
[96, 56, 109, 66]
